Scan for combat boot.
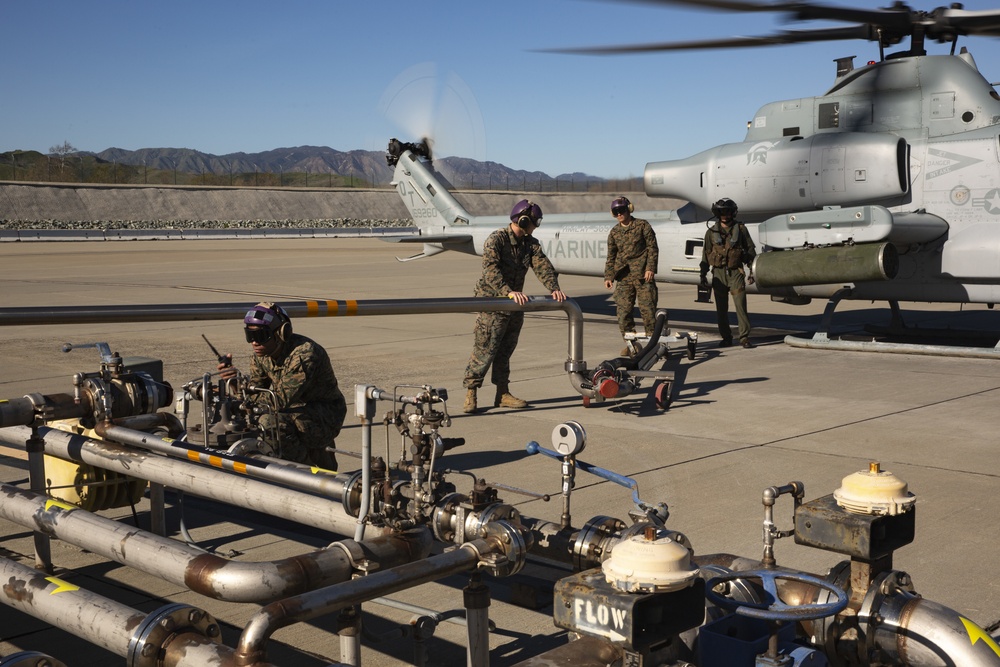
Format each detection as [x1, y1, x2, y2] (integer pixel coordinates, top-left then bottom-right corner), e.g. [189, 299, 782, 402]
[494, 387, 528, 409]
[463, 388, 477, 414]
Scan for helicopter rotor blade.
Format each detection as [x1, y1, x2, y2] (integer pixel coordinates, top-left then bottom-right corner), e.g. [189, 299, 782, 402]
[936, 8, 1000, 38]
[543, 24, 878, 56]
[623, 0, 914, 29]
[550, 1, 1000, 56]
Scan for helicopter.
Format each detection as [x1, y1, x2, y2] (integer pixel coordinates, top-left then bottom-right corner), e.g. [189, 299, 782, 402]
[385, 1, 1000, 352]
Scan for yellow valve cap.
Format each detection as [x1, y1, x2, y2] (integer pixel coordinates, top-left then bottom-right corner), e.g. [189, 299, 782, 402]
[602, 529, 699, 593]
[833, 461, 916, 516]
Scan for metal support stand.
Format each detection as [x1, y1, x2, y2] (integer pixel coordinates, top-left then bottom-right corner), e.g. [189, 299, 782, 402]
[560, 455, 576, 529]
[464, 573, 491, 667]
[26, 425, 52, 573]
[337, 605, 362, 667]
[149, 482, 166, 537]
[811, 287, 853, 342]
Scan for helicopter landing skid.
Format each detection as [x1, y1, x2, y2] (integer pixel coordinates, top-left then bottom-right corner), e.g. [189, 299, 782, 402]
[785, 289, 1000, 359]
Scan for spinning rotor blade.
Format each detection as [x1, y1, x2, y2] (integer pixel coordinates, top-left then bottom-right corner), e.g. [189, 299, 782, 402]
[546, 24, 876, 55]
[549, 1, 1000, 57]
[377, 63, 487, 163]
[636, 0, 913, 30]
[939, 8, 1000, 37]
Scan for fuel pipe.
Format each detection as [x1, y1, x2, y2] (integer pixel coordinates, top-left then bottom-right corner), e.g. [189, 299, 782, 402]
[235, 538, 502, 666]
[0, 296, 601, 397]
[0, 481, 431, 603]
[0, 555, 281, 667]
[93, 421, 349, 500]
[0, 424, 372, 537]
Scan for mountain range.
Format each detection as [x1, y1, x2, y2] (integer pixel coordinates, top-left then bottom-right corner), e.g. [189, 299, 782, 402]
[82, 145, 608, 190]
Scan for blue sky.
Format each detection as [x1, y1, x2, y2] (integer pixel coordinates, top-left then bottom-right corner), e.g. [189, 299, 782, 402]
[6, 1, 1000, 178]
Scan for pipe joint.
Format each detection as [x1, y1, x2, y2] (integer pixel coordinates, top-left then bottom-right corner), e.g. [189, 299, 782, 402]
[127, 603, 221, 667]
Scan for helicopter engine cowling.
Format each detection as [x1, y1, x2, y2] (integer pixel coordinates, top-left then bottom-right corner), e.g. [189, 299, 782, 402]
[753, 242, 898, 288]
[644, 133, 909, 215]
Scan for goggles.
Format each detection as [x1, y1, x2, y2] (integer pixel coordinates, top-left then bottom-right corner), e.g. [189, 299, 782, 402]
[612, 207, 629, 217]
[245, 327, 274, 344]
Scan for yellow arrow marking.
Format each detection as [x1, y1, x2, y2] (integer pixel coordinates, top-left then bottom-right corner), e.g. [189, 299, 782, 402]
[45, 576, 79, 594]
[44, 499, 77, 512]
[310, 466, 338, 475]
[961, 616, 1000, 658]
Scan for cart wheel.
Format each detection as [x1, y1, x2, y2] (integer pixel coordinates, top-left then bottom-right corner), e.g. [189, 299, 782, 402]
[687, 338, 697, 360]
[655, 382, 671, 410]
[582, 395, 592, 408]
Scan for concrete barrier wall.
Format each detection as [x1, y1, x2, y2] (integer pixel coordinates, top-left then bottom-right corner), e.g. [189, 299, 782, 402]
[0, 182, 683, 223]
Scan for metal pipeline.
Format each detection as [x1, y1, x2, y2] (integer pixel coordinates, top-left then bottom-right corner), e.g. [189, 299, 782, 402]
[0, 424, 372, 537]
[112, 411, 186, 437]
[0, 482, 431, 603]
[93, 422, 349, 500]
[0, 555, 287, 667]
[0, 555, 146, 656]
[235, 538, 497, 666]
[864, 587, 1000, 666]
[0, 393, 83, 428]
[694, 554, 1000, 667]
[785, 334, 1000, 359]
[0, 296, 593, 396]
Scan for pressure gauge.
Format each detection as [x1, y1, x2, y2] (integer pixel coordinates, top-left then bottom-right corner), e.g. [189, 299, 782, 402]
[551, 421, 586, 457]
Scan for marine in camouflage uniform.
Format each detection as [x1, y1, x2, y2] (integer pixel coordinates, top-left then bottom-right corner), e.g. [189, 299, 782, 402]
[248, 332, 347, 468]
[603, 196, 659, 339]
[463, 200, 565, 413]
[228, 303, 347, 469]
[699, 198, 757, 348]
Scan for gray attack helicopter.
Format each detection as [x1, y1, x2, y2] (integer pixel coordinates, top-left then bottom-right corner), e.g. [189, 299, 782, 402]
[385, 1, 1000, 352]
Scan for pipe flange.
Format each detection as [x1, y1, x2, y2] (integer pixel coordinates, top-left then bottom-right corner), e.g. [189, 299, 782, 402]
[573, 515, 626, 571]
[0, 651, 69, 667]
[482, 520, 527, 577]
[465, 503, 519, 539]
[811, 560, 851, 652]
[340, 470, 364, 516]
[858, 569, 918, 658]
[431, 492, 467, 542]
[127, 603, 221, 667]
[81, 378, 110, 425]
[226, 437, 274, 457]
[699, 564, 765, 611]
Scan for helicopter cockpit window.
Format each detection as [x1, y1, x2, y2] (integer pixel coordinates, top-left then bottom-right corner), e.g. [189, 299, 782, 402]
[818, 102, 840, 129]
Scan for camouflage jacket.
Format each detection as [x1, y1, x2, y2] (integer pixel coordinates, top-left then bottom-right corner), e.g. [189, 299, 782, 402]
[474, 225, 561, 297]
[700, 221, 757, 271]
[604, 217, 659, 282]
[248, 332, 347, 441]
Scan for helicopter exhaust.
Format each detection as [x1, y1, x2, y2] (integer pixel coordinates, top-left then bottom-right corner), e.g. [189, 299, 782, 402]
[644, 133, 909, 214]
[753, 242, 898, 288]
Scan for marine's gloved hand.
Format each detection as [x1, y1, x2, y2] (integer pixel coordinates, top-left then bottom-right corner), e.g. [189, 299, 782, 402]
[218, 353, 237, 380]
[747, 273, 755, 286]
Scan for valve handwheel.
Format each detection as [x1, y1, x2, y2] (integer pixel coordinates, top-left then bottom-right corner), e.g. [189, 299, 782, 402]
[705, 569, 848, 621]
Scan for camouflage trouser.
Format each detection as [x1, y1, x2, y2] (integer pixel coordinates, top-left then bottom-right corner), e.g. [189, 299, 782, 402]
[463, 310, 524, 390]
[711, 267, 751, 342]
[258, 411, 338, 471]
[613, 279, 659, 337]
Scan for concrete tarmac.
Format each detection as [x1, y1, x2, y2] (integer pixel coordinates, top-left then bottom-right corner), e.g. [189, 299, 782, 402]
[1, 238, 999, 666]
